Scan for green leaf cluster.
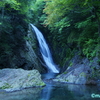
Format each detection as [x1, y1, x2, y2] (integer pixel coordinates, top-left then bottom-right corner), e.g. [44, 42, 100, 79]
[43, 0, 100, 66]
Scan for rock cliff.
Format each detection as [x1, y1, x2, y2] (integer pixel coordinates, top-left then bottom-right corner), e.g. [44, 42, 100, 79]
[53, 55, 100, 85]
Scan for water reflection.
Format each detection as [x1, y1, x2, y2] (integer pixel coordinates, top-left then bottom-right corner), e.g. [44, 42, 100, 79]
[40, 72, 100, 100]
[40, 83, 52, 100]
[40, 81, 100, 100]
[0, 87, 42, 100]
[0, 74, 100, 100]
[40, 72, 57, 100]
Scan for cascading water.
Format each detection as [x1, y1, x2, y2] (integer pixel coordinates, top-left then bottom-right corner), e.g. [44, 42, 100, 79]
[30, 24, 59, 73]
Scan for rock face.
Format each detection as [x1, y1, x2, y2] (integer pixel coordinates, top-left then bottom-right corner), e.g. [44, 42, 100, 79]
[0, 68, 45, 92]
[0, 25, 46, 73]
[53, 55, 100, 85]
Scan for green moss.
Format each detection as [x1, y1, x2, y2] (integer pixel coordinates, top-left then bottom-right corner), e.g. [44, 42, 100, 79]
[69, 62, 73, 67]
[66, 79, 69, 82]
[63, 72, 67, 74]
[0, 83, 12, 89]
[38, 82, 45, 86]
[80, 72, 86, 77]
[27, 74, 31, 77]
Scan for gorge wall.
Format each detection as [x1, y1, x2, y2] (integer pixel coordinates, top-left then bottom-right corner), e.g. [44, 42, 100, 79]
[0, 24, 45, 73]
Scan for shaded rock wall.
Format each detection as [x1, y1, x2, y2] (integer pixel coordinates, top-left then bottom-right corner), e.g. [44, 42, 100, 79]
[0, 24, 46, 73]
[53, 55, 100, 85]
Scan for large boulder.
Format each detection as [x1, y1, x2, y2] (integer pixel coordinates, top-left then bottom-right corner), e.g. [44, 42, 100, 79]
[0, 68, 45, 92]
[53, 56, 100, 85]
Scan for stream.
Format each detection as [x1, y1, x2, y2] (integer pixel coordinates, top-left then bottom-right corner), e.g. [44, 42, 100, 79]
[0, 72, 100, 100]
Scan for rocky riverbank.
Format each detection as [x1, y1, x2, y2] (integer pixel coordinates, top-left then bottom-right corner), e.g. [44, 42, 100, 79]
[53, 56, 100, 85]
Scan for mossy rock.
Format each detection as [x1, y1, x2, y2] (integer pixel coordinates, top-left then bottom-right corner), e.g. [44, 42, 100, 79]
[0, 68, 45, 91]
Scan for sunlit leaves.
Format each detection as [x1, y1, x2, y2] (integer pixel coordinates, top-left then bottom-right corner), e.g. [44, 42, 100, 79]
[83, 39, 97, 58]
[43, 0, 100, 60]
[6, 0, 20, 9]
[0, 0, 20, 10]
[43, 0, 68, 26]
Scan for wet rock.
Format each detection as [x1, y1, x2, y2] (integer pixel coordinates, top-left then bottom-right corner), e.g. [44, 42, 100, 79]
[86, 80, 97, 85]
[0, 68, 45, 92]
[53, 56, 100, 85]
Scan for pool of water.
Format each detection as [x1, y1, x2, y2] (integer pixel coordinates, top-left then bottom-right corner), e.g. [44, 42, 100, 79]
[40, 82, 100, 100]
[0, 73, 100, 100]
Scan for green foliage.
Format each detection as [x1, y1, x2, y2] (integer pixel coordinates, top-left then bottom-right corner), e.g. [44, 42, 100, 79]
[0, 0, 37, 68]
[89, 66, 100, 80]
[0, 0, 100, 70]
[0, 0, 20, 9]
[31, 0, 45, 25]
[43, 0, 100, 67]
[0, 0, 46, 69]
[83, 39, 97, 58]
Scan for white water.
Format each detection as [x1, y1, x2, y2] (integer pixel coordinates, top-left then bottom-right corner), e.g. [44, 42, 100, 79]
[30, 24, 59, 73]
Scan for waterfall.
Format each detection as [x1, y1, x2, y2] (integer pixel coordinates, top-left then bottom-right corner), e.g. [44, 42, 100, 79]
[30, 24, 59, 73]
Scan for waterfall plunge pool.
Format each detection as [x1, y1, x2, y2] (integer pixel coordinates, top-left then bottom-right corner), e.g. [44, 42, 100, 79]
[0, 73, 100, 100]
